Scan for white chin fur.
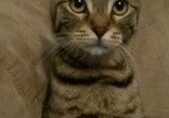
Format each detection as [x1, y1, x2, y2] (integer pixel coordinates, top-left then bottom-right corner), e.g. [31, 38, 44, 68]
[86, 46, 108, 56]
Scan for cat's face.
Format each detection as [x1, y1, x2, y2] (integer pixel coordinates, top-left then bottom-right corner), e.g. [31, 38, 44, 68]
[52, 0, 140, 61]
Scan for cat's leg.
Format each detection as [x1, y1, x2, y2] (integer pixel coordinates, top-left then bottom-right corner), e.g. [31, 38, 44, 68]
[43, 106, 83, 118]
[114, 106, 144, 118]
[125, 107, 144, 118]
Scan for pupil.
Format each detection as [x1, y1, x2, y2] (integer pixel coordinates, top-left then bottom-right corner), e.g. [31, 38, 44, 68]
[74, 0, 84, 8]
[115, 0, 125, 11]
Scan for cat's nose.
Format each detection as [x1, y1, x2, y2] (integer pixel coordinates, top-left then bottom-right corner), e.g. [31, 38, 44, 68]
[92, 26, 107, 39]
[89, 14, 109, 39]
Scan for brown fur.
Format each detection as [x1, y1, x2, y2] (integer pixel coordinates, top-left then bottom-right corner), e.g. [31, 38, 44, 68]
[44, 0, 144, 118]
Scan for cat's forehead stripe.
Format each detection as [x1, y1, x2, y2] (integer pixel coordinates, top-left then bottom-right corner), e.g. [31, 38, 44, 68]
[86, 0, 109, 13]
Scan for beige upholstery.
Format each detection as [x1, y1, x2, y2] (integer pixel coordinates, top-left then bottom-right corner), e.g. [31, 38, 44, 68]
[130, 0, 169, 117]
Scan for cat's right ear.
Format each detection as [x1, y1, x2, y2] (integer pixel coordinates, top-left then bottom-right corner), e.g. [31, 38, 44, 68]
[51, 0, 66, 32]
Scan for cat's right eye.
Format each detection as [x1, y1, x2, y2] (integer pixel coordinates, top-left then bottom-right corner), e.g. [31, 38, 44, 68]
[112, 0, 128, 16]
[70, 0, 87, 13]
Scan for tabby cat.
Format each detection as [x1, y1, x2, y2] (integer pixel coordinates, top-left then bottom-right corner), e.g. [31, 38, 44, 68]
[44, 0, 143, 117]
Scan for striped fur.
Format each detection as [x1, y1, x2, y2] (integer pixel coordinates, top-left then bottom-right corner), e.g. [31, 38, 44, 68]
[44, 0, 144, 118]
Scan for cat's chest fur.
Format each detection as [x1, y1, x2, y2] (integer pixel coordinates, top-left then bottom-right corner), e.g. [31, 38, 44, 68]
[44, 57, 142, 118]
[49, 75, 139, 114]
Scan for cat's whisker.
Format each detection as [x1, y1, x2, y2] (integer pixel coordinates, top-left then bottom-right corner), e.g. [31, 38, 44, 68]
[49, 37, 72, 58]
[118, 45, 136, 65]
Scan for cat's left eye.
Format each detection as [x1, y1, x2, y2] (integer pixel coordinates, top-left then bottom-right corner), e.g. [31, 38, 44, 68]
[70, 0, 87, 13]
[112, 0, 128, 16]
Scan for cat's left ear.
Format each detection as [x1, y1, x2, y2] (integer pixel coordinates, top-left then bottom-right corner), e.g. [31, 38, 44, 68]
[130, 0, 141, 8]
[130, 0, 141, 24]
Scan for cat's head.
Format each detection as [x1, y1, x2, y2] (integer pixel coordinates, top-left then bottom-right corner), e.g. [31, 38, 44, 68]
[52, 0, 140, 63]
